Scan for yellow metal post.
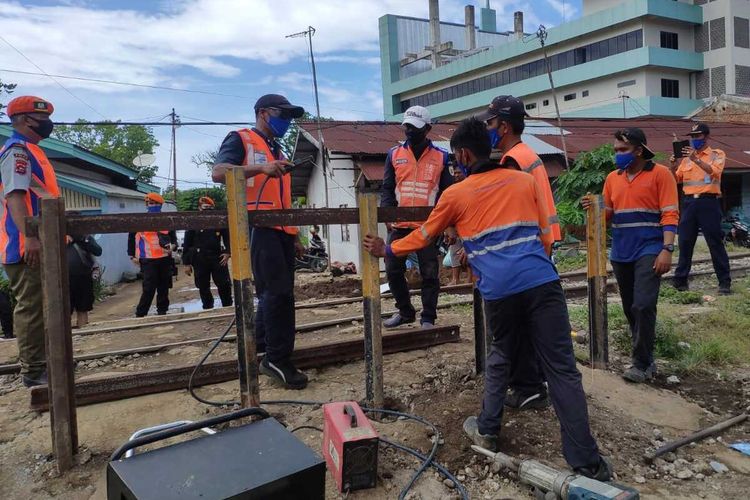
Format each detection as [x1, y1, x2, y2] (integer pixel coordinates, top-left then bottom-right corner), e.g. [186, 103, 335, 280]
[358, 192, 383, 408]
[585, 194, 608, 369]
[226, 167, 259, 407]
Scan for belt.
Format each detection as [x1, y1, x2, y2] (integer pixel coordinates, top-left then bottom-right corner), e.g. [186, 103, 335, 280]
[685, 193, 718, 199]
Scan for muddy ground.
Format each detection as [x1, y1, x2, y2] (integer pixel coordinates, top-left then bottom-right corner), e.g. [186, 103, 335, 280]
[0, 264, 749, 499]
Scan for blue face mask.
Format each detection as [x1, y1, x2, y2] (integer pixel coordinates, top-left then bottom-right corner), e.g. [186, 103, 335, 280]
[147, 205, 162, 213]
[690, 138, 706, 150]
[456, 160, 469, 178]
[267, 115, 292, 137]
[487, 128, 501, 149]
[614, 152, 635, 171]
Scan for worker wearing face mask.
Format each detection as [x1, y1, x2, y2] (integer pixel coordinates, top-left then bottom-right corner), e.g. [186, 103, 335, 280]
[0, 96, 60, 387]
[380, 105, 453, 329]
[212, 94, 308, 390]
[128, 193, 177, 317]
[669, 123, 731, 295]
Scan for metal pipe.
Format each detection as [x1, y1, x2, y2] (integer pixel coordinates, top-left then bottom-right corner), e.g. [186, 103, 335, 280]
[429, 0, 441, 68]
[465, 5, 476, 50]
[645, 413, 748, 462]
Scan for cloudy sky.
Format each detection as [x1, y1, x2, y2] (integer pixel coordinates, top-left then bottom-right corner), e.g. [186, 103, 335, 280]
[0, 0, 581, 190]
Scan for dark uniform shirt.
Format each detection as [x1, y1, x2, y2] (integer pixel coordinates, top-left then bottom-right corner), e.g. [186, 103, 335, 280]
[182, 228, 230, 265]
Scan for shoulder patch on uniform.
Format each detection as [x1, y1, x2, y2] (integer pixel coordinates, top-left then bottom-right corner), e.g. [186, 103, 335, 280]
[14, 153, 29, 175]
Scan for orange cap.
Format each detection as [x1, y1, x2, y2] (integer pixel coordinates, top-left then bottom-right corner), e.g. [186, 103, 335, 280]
[7, 96, 54, 117]
[144, 193, 164, 204]
[198, 196, 215, 206]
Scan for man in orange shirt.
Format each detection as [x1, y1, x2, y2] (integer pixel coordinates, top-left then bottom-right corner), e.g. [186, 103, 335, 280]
[480, 95, 559, 410]
[584, 128, 678, 383]
[364, 118, 611, 480]
[669, 123, 731, 295]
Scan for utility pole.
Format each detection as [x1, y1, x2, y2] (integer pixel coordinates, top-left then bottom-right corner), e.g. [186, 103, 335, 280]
[287, 26, 330, 240]
[619, 90, 629, 119]
[170, 108, 179, 202]
[537, 25, 569, 169]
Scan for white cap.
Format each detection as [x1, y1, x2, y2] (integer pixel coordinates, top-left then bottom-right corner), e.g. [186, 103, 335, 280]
[401, 106, 431, 128]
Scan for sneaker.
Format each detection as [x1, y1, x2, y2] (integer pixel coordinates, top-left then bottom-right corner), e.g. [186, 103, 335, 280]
[622, 363, 656, 384]
[505, 388, 550, 410]
[575, 456, 613, 482]
[383, 313, 415, 329]
[462, 416, 498, 452]
[718, 284, 732, 296]
[672, 281, 689, 292]
[22, 371, 48, 388]
[0, 333, 14, 341]
[420, 321, 434, 329]
[260, 358, 308, 390]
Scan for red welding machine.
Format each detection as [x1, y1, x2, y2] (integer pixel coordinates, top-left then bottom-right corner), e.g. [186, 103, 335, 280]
[322, 401, 379, 493]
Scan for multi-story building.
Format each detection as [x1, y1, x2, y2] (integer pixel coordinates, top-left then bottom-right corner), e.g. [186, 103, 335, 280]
[379, 0, 750, 121]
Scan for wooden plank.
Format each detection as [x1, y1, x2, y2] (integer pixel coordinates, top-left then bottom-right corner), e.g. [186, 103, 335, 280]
[358, 192, 384, 408]
[226, 167, 259, 408]
[585, 194, 608, 369]
[29, 325, 461, 411]
[39, 198, 78, 472]
[26, 207, 434, 236]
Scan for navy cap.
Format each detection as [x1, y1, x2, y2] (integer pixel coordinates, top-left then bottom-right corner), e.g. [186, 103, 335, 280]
[615, 127, 655, 160]
[254, 94, 305, 119]
[475, 95, 529, 121]
[686, 122, 710, 136]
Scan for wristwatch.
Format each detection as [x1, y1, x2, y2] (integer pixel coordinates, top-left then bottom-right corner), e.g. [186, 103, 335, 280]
[663, 244, 675, 253]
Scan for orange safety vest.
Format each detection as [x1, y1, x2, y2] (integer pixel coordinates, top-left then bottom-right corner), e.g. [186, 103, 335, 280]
[390, 142, 447, 229]
[135, 231, 170, 259]
[0, 134, 60, 264]
[501, 142, 561, 241]
[236, 128, 297, 235]
[675, 147, 724, 196]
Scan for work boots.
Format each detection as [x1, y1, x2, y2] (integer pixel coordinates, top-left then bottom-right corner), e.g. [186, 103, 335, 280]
[260, 358, 308, 390]
[462, 416, 498, 452]
[574, 456, 614, 482]
[22, 370, 48, 388]
[383, 313, 415, 329]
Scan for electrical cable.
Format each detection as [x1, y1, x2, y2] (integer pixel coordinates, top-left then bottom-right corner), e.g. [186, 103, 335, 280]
[187, 317, 237, 407]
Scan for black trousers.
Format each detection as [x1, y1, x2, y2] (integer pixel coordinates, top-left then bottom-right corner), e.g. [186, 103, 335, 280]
[251, 227, 296, 363]
[193, 255, 232, 309]
[477, 280, 600, 470]
[135, 257, 173, 317]
[611, 254, 661, 370]
[674, 196, 731, 287]
[0, 289, 13, 336]
[385, 228, 440, 323]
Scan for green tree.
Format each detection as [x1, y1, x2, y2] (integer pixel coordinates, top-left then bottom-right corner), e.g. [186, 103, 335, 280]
[554, 144, 614, 228]
[175, 187, 227, 211]
[0, 80, 17, 118]
[52, 120, 160, 182]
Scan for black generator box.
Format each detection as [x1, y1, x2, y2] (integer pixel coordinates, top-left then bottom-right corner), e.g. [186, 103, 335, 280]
[107, 417, 325, 500]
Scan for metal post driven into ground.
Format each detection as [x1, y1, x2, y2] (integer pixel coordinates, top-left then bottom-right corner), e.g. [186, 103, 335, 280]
[357, 191, 383, 408]
[225, 167, 259, 408]
[39, 197, 78, 471]
[586, 194, 608, 369]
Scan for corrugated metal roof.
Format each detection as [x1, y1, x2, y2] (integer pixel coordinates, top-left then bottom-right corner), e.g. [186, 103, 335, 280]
[538, 118, 750, 171]
[57, 174, 147, 200]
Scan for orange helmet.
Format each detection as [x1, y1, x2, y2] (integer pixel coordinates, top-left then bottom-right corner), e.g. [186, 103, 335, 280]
[198, 196, 215, 207]
[144, 193, 164, 205]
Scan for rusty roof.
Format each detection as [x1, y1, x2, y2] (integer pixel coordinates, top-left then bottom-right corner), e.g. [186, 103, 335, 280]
[538, 118, 750, 170]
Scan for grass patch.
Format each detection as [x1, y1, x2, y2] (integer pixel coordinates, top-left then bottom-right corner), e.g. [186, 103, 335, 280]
[659, 286, 703, 304]
[555, 253, 587, 273]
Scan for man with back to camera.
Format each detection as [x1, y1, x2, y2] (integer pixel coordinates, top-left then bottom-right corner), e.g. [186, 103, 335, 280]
[212, 94, 308, 390]
[363, 118, 612, 481]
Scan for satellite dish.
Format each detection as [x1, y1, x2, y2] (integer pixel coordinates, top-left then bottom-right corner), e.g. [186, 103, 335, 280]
[133, 153, 155, 168]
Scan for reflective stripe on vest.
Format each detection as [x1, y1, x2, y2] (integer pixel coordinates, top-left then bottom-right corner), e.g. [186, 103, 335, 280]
[501, 143, 561, 241]
[391, 143, 446, 229]
[236, 129, 297, 235]
[0, 137, 60, 264]
[136, 231, 168, 259]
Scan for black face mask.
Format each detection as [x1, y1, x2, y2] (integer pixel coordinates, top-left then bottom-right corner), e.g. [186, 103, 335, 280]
[29, 118, 54, 139]
[404, 127, 428, 145]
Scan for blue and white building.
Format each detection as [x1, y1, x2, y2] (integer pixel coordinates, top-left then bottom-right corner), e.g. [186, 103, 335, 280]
[380, 0, 750, 121]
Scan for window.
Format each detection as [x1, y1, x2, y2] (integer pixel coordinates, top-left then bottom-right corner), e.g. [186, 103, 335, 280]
[543, 99, 550, 106]
[339, 204, 351, 242]
[660, 31, 678, 50]
[564, 93, 576, 101]
[627, 31, 639, 51]
[582, 90, 589, 97]
[661, 79, 680, 98]
[735, 17, 749, 48]
[525, 103, 537, 110]
[617, 79, 636, 88]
